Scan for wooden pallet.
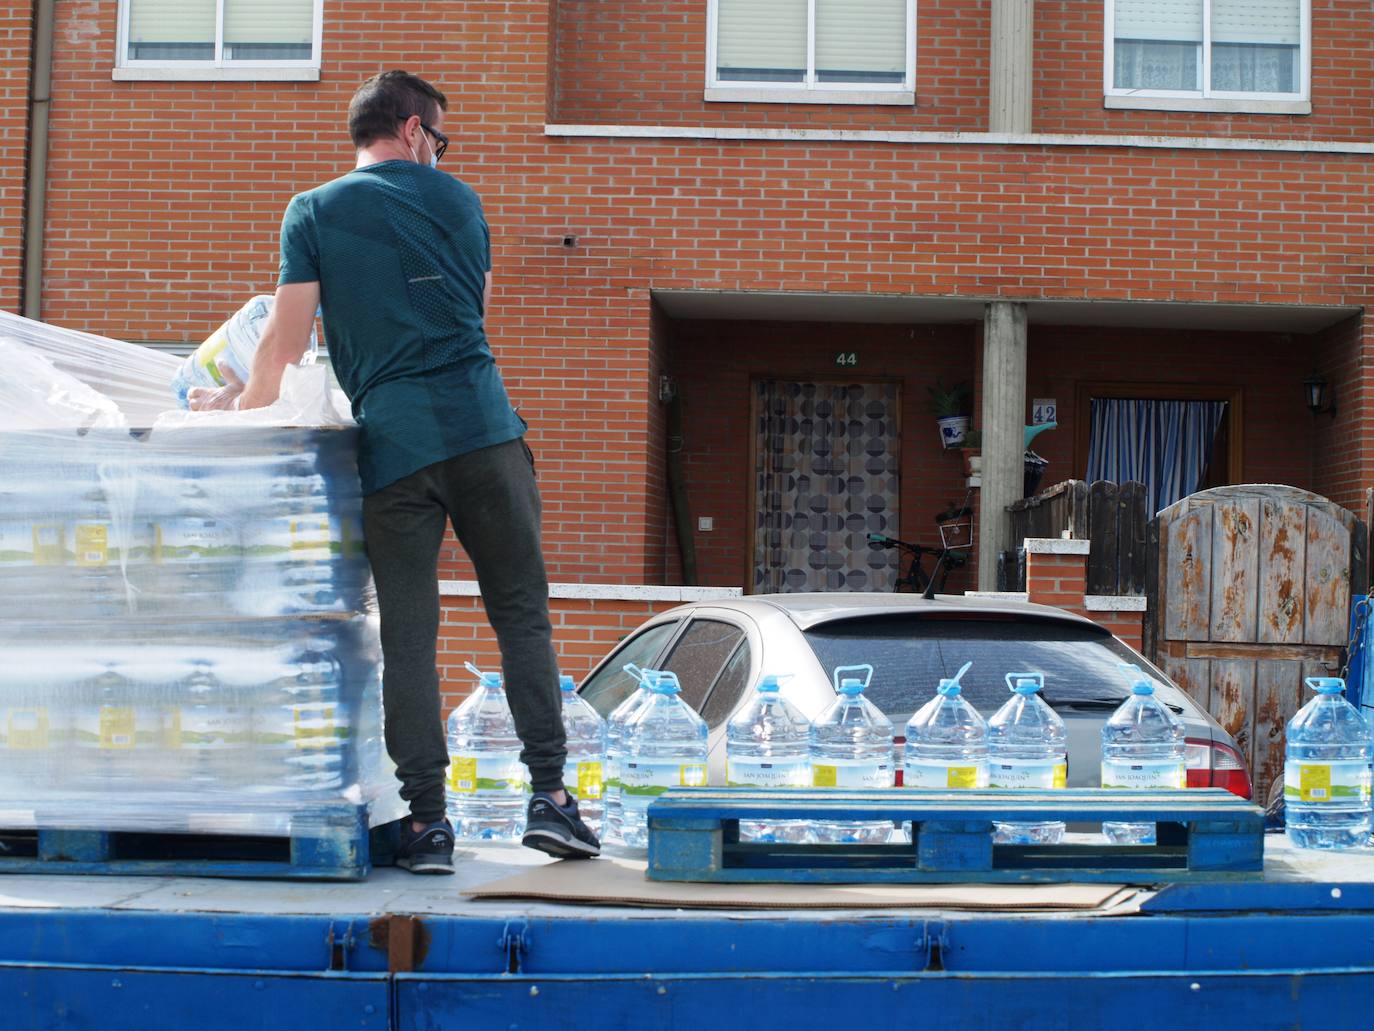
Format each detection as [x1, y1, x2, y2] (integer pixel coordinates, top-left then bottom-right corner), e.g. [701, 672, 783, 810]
[646, 788, 1265, 884]
[0, 806, 400, 881]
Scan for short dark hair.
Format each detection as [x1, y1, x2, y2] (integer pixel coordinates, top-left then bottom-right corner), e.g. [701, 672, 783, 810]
[348, 70, 448, 149]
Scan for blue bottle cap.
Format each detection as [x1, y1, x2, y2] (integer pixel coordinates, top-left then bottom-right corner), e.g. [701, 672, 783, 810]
[1118, 663, 1154, 695]
[1305, 676, 1346, 695]
[838, 678, 865, 697]
[938, 660, 974, 697]
[758, 675, 784, 693]
[652, 671, 682, 695]
[559, 675, 576, 692]
[464, 661, 502, 688]
[1004, 671, 1043, 695]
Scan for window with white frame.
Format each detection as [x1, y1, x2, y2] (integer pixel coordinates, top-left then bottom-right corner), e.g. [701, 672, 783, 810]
[1106, 0, 1308, 106]
[706, 0, 915, 103]
[117, 0, 320, 71]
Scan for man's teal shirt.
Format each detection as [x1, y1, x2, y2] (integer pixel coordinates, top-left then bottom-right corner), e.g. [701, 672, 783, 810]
[278, 160, 524, 495]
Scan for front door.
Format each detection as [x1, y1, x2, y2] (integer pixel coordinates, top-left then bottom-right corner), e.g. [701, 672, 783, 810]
[750, 379, 900, 594]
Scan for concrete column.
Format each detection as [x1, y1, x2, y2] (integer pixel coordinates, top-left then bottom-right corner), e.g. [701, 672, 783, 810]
[978, 301, 1027, 589]
[989, 0, 1033, 134]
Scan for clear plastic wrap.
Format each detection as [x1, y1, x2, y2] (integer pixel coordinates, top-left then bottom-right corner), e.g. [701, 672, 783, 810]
[0, 311, 396, 837]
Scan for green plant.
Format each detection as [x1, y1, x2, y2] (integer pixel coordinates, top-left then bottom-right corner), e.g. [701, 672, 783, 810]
[927, 379, 971, 418]
[961, 429, 982, 450]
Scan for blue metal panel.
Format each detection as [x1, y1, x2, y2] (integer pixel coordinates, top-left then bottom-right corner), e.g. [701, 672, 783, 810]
[394, 970, 1374, 1031]
[3, 965, 389, 1031]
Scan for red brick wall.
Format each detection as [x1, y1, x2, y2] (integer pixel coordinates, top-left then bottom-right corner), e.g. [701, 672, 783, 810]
[437, 593, 682, 715]
[1312, 315, 1368, 512]
[0, 0, 32, 312]
[553, 0, 1374, 142]
[1034, 0, 1374, 141]
[668, 318, 976, 591]
[553, 0, 987, 131]
[1024, 548, 1145, 652]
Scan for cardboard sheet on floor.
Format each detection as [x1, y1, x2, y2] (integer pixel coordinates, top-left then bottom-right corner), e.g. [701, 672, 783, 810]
[463, 854, 1148, 913]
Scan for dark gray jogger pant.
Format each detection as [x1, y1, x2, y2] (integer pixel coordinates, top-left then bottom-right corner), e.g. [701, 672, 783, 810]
[361, 437, 566, 823]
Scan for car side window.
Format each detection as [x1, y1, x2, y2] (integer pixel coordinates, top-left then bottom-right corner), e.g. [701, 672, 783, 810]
[698, 639, 753, 728]
[660, 619, 747, 712]
[579, 621, 680, 718]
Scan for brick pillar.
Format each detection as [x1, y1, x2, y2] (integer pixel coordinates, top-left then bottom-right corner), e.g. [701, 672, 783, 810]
[1022, 537, 1147, 651]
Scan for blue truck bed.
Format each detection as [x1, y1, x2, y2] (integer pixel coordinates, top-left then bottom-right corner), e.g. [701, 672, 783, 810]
[4, 836, 1372, 1030]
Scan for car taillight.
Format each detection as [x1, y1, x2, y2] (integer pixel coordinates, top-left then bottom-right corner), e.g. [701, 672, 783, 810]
[1185, 737, 1253, 799]
[893, 735, 905, 786]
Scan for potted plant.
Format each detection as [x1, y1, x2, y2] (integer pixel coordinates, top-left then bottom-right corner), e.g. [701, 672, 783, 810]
[960, 429, 982, 477]
[927, 380, 971, 449]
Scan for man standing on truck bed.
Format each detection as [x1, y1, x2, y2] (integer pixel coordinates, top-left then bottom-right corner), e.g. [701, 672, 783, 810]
[190, 70, 599, 872]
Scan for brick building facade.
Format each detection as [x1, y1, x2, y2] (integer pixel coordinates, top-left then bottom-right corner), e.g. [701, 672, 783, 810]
[5, 1, 1373, 698]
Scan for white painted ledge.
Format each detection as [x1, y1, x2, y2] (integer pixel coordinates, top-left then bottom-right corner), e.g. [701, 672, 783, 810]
[1084, 595, 1148, 612]
[1023, 538, 1091, 556]
[964, 591, 1030, 602]
[545, 123, 1374, 156]
[113, 66, 320, 82]
[705, 87, 914, 106]
[1104, 95, 1310, 116]
[439, 581, 743, 602]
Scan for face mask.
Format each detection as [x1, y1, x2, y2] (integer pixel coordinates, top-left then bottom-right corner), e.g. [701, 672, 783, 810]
[409, 129, 438, 169]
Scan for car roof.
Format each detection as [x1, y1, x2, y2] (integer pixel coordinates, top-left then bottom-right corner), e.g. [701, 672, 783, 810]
[662, 592, 1110, 634]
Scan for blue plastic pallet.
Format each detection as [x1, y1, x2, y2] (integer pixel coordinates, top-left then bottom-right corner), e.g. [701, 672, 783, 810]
[646, 787, 1265, 884]
[0, 807, 400, 881]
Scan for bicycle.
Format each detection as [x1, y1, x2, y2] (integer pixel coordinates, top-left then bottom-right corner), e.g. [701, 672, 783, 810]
[866, 533, 970, 596]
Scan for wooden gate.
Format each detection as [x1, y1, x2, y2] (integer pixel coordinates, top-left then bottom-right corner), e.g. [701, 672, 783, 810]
[1145, 485, 1368, 796]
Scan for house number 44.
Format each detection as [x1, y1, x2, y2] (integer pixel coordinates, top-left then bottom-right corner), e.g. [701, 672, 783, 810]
[834, 352, 859, 367]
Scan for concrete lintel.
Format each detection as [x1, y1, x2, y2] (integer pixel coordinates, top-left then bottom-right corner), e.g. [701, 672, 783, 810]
[1084, 594, 1148, 612]
[1023, 538, 1092, 555]
[439, 581, 743, 602]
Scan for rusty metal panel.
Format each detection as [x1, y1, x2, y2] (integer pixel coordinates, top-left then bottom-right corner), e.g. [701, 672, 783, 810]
[1209, 499, 1260, 643]
[1257, 498, 1306, 645]
[1304, 506, 1352, 646]
[1210, 659, 1256, 777]
[1163, 506, 1212, 642]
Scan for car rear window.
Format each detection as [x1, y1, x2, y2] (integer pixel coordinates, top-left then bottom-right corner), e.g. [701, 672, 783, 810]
[802, 616, 1145, 720]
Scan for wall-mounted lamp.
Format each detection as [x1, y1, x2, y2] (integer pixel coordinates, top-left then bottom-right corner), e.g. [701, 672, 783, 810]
[1304, 374, 1336, 417]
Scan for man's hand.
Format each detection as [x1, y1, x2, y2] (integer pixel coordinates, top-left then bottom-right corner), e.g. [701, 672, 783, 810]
[187, 362, 245, 411]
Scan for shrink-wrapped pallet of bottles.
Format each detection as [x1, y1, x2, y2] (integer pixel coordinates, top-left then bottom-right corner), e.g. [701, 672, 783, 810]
[0, 309, 402, 837]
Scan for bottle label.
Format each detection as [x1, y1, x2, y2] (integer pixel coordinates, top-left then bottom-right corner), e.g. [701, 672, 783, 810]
[812, 758, 893, 789]
[32, 524, 66, 565]
[620, 760, 708, 812]
[292, 704, 346, 749]
[988, 757, 1067, 790]
[1101, 758, 1186, 790]
[903, 758, 988, 789]
[73, 523, 110, 567]
[1284, 760, 1373, 804]
[154, 520, 239, 563]
[99, 706, 136, 750]
[177, 708, 248, 749]
[6, 709, 50, 750]
[727, 756, 811, 788]
[576, 760, 604, 800]
[447, 754, 528, 795]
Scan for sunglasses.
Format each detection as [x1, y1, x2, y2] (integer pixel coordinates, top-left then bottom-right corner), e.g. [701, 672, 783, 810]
[397, 116, 449, 162]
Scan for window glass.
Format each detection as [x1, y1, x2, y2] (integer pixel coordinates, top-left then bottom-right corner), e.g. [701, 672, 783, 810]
[1113, 0, 1202, 91]
[660, 619, 747, 712]
[716, 0, 806, 82]
[225, 0, 314, 61]
[579, 621, 680, 719]
[699, 640, 754, 728]
[128, 0, 215, 61]
[815, 0, 905, 84]
[803, 617, 1175, 722]
[1211, 0, 1299, 94]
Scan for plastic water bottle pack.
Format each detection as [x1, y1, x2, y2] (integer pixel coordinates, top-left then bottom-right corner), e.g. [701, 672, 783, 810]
[1100, 664, 1187, 845]
[987, 672, 1068, 845]
[618, 672, 708, 850]
[810, 665, 895, 845]
[170, 295, 319, 408]
[602, 664, 659, 846]
[445, 663, 529, 841]
[560, 674, 607, 834]
[1284, 677, 1372, 850]
[726, 675, 812, 843]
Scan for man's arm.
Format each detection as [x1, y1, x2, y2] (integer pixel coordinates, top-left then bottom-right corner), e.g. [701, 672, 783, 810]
[189, 281, 320, 411]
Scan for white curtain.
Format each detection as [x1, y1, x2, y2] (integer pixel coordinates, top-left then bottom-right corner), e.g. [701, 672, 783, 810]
[1113, 0, 1299, 93]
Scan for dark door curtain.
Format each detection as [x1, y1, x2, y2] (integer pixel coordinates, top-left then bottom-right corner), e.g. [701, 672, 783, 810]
[1086, 398, 1227, 514]
[753, 380, 900, 594]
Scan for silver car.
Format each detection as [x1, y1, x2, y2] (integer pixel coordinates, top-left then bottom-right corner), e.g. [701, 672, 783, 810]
[578, 593, 1253, 798]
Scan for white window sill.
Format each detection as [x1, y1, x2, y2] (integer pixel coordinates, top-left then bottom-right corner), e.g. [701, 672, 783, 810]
[705, 87, 914, 106]
[1105, 94, 1310, 116]
[113, 66, 320, 82]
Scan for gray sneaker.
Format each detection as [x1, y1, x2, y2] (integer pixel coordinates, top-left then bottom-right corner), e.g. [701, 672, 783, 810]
[396, 818, 455, 874]
[522, 792, 600, 859]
